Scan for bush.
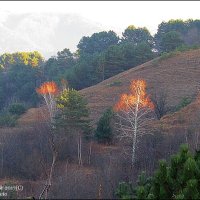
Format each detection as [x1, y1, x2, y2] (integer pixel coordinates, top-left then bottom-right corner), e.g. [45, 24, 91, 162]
[0, 113, 17, 127]
[8, 103, 26, 115]
[108, 81, 122, 87]
[95, 108, 114, 144]
[159, 51, 180, 61]
[175, 97, 192, 111]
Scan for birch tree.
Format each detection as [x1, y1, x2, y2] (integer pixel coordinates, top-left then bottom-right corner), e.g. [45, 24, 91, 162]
[36, 81, 59, 124]
[36, 81, 59, 199]
[114, 80, 154, 166]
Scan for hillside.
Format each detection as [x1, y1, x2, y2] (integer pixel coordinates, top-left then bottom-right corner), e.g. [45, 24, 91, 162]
[18, 49, 200, 127]
[80, 49, 200, 124]
[3, 48, 200, 200]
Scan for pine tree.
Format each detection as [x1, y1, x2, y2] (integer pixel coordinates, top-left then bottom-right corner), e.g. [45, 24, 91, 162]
[55, 88, 91, 134]
[55, 88, 91, 166]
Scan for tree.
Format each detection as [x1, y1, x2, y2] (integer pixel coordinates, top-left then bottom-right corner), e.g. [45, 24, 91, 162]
[66, 53, 103, 90]
[36, 81, 59, 199]
[55, 88, 91, 165]
[0, 51, 44, 69]
[100, 41, 154, 79]
[153, 19, 200, 52]
[0, 51, 44, 112]
[154, 19, 186, 52]
[77, 31, 119, 54]
[114, 80, 154, 166]
[134, 42, 155, 65]
[42, 49, 76, 86]
[122, 25, 154, 47]
[160, 31, 184, 53]
[57, 48, 76, 69]
[116, 144, 200, 199]
[4, 63, 40, 107]
[95, 108, 114, 144]
[151, 89, 168, 119]
[0, 53, 15, 69]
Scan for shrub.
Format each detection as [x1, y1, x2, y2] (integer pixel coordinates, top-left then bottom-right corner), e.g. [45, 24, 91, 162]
[108, 81, 122, 87]
[8, 103, 26, 115]
[95, 108, 114, 144]
[175, 97, 192, 111]
[0, 113, 17, 127]
[159, 51, 180, 61]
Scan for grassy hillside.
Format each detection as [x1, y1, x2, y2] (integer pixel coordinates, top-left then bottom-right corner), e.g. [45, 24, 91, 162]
[18, 49, 200, 126]
[81, 49, 200, 123]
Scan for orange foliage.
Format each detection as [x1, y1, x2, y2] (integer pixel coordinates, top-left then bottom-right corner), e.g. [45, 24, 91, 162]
[114, 80, 154, 112]
[36, 81, 59, 95]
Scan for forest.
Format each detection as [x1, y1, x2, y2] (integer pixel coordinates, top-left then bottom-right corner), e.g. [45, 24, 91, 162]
[0, 18, 200, 199]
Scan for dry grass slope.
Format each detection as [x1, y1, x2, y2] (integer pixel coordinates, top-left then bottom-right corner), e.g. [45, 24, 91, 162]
[81, 49, 200, 124]
[17, 49, 200, 126]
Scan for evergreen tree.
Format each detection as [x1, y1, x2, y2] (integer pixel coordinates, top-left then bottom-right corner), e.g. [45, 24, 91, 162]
[122, 25, 154, 47]
[160, 31, 184, 53]
[55, 88, 91, 134]
[95, 108, 114, 144]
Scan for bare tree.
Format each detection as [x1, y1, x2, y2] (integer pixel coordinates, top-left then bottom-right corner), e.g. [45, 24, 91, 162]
[151, 89, 168, 119]
[114, 80, 155, 166]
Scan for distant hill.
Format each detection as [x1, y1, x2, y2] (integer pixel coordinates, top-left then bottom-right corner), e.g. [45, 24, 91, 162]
[18, 49, 200, 126]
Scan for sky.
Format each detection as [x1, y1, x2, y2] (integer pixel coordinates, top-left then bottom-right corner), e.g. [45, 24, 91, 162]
[0, 1, 200, 58]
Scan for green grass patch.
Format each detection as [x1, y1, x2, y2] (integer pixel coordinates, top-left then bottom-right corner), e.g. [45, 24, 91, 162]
[175, 97, 192, 112]
[107, 81, 122, 87]
[159, 51, 180, 61]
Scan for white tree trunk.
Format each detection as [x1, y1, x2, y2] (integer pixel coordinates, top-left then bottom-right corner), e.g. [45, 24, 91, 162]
[131, 94, 140, 166]
[39, 137, 57, 200]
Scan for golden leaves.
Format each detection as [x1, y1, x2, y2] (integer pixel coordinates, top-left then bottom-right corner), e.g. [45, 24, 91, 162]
[36, 81, 59, 95]
[114, 79, 154, 112]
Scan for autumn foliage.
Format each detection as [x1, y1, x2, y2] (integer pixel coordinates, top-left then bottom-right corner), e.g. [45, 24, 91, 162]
[36, 81, 59, 124]
[114, 80, 154, 112]
[114, 80, 155, 165]
[36, 81, 59, 96]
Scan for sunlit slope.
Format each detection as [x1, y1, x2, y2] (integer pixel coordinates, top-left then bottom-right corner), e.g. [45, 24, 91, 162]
[19, 49, 200, 126]
[80, 49, 200, 123]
